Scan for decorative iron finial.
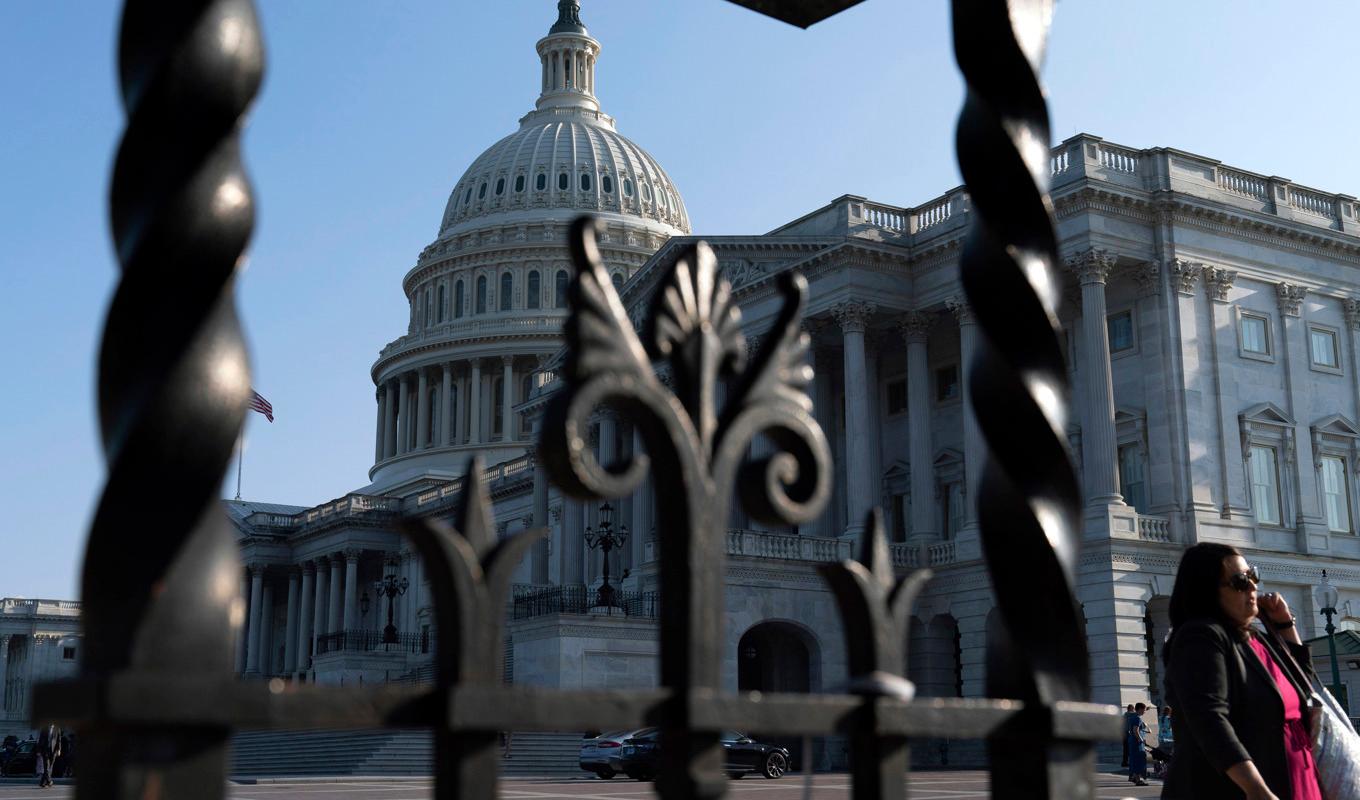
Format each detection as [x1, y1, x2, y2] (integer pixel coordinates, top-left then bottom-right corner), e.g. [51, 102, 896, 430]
[550, 0, 587, 34]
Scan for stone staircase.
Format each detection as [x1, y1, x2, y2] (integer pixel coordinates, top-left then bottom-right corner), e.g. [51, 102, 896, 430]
[229, 729, 582, 779]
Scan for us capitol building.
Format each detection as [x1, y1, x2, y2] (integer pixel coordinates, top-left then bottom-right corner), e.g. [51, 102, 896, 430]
[9, 1, 1360, 763]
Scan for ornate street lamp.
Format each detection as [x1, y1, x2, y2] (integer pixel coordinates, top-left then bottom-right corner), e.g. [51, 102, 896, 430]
[1316, 570, 1344, 698]
[584, 501, 628, 609]
[373, 571, 409, 644]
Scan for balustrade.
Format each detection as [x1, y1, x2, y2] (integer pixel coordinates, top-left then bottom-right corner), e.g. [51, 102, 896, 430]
[1097, 144, 1139, 173]
[1136, 515, 1172, 543]
[1290, 187, 1338, 218]
[1218, 168, 1269, 200]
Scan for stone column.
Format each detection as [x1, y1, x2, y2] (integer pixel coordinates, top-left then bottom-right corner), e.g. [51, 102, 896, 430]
[1279, 282, 1326, 547]
[259, 582, 275, 675]
[283, 568, 300, 675]
[631, 428, 649, 568]
[900, 312, 937, 543]
[561, 499, 585, 585]
[949, 298, 985, 533]
[456, 368, 467, 445]
[1204, 267, 1248, 516]
[1069, 249, 1123, 506]
[383, 381, 398, 460]
[441, 363, 453, 446]
[808, 335, 839, 537]
[312, 558, 329, 650]
[416, 369, 430, 450]
[531, 448, 550, 584]
[0, 635, 9, 712]
[832, 300, 876, 540]
[328, 555, 344, 636]
[235, 572, 249, 675]
[374, 389, 386, 463]
[598, 414, 618, 577]
[297, 562, 315, 674]
[244, 564, 265, 675]
[469, 360, 482, 444]
[502, 356, 515, 441]
[343, 549, 361, 631]
[396, 374, 411, 455]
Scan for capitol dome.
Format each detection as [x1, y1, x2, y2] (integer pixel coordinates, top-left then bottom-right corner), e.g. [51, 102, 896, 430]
[367, 0, 689, 491]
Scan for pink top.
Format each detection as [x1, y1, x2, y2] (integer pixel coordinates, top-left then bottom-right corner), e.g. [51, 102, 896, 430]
[1248, 635, 1322, 800]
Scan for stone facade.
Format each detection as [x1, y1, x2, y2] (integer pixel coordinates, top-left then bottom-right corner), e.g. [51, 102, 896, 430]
[0, 598, 80, 732]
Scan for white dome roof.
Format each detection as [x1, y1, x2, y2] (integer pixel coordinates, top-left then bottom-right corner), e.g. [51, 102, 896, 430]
[438, 111, 690, 239]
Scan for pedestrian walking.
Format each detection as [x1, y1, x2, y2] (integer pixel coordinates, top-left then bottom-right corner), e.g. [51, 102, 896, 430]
[36, 723, 61, 788]
[1126, 703, 1150, 786]
[1121, 704, 1136, 767]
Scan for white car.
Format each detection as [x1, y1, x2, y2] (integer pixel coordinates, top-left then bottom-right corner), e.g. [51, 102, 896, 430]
[579, 730, 644, 779]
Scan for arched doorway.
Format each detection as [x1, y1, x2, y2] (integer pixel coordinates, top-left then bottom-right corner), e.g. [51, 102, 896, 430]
[908, 614, 962, 699]
[1145, 596, 1172, 710]
[738, 621, 819, 768]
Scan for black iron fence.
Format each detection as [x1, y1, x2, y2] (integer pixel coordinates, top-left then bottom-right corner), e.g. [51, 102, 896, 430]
[315, 629, 432, 656]
[511, 584, 660, 620]
[34, 1, 1123, 799]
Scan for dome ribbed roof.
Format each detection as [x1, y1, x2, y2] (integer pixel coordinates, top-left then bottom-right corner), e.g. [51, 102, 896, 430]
[438, 111, 690, 239]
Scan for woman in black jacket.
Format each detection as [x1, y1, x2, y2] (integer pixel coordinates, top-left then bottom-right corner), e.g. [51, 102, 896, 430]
[1161, 543, 1321, 800]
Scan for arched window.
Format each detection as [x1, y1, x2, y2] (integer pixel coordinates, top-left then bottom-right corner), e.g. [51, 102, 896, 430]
[658, 190, 667, 209]
[448, 384, 458, 440]
[495, 177, 505, 195]
[428, 387, 439, 444]
[500, 273, 513, 311]
[527, 270, 541, 309]
[536, 173, 546, 191]
[492, 377, 504, 436]
[611, 273, 624, 291]
[478, 181, 487, 200]
[515, 175, 525, 192]
[558, 172, 569, 191]
[602, 174, 613, 194]
[454, 280, 464, 318]
[623, 178, 634, 197]
[424, 290, 432, 327]
[641, 182, 652, 201]
[463, 186, 473, 204]
[555, 270, 569, 309]
[476, 276, 487, 314]
[437, 284, 446, 323]
[580, 173, 592, 192]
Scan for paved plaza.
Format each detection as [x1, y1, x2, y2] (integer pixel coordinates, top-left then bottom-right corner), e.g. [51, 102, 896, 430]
[0, 772, 1164, 799]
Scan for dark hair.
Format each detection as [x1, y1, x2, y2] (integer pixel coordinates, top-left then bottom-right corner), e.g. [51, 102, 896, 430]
[1165, 542, 1245, 666]
[1135, 702, 1147, 712]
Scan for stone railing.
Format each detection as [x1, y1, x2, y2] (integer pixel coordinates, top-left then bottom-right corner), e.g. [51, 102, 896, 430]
[378, 313, 566, 360]
[1137, 515, 1172, 543]
[0, 599, 82, 616]
[1048, 133, 1360, 235]
[861, 201, 907, 232]
[725, 529, 853, 563]
[889, 540, 959, 568]
[303, 494, 402, 523]
[414, 454, 535, 507]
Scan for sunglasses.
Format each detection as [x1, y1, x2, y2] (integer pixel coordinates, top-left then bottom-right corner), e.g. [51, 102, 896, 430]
[1221, 566, 1260, 592]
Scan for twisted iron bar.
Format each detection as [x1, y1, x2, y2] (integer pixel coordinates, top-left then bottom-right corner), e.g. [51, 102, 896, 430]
[953, 0, 1094, 796]
[79, 0, 263, 796]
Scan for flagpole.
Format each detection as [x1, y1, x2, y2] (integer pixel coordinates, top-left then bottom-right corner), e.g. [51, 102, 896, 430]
[235, 433, 244, 500]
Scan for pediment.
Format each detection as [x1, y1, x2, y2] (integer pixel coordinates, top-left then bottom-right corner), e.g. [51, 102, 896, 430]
[1313, 414, 1360, 438]
[933, 448, 963, 468]
[1240, 402, 1294, 427]
[1114, 406, 1145, 424]
[883, 459, 910, 480]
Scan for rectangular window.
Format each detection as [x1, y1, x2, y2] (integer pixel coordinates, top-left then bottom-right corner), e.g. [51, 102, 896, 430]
[1250, 445, 1281, 525]
[1323, 455, 1351, 533]
[886, 379, 907, 415]
[1311, 328, 1340, 369]
[1240, 314, 1269, 355]
[893, 493, 908, 542]
[1119, 445, 1146, 512]
[62, 647, 76, 660]
[941, 482, 964, 537]
[935, 365, 959, 403]
[1107, 310, 1134, 353]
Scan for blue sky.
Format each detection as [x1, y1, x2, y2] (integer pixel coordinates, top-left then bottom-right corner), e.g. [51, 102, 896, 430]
[2, 1, 1358, 600]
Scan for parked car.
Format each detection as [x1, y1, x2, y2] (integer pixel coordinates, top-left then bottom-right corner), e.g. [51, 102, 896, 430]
[0, 740, 36, 777]
[579, 730, 647, 779]
[619, 729, 790, 780]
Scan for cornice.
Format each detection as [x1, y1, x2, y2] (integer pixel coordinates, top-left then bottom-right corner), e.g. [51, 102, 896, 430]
[372, 335, 563, 381]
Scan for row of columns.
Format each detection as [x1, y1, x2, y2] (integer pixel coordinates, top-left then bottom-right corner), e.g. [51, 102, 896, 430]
[238, 551, 406, 678]
[542, 46, 594, 96]
[376, 356, 545, 464]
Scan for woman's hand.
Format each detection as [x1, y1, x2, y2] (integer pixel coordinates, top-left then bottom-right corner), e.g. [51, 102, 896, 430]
[1258, 592, 1292, 626]
[1227, 760, 1280, 800]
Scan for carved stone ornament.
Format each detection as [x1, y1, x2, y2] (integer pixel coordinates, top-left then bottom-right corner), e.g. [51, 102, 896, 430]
[897, 311, 932, 343]
[831, 299, 876, 334]
[1065, 248, 1116, 286]
[945, 296, 975, 325]
[1277, 283, 1307, 317]
[1132, 261, 1160, 299]
[1170, 258, 1203, 296]
[1203, 266, 1238, 303]
[1344, 298, 1360, 332]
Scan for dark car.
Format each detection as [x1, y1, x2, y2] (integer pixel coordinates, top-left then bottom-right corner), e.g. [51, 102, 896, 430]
[579, 729, 647, 779]
[0, 741, 36, 777]
[619, 729, 790, 780]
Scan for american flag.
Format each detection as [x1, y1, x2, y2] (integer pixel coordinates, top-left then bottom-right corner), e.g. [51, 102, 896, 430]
[248, 390, 274, 423]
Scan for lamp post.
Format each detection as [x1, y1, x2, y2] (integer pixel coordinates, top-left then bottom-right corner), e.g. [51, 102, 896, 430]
[584, 501, 628, 610]
[1317, 569, 1344, 698]
[373, 571, 409, 644]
